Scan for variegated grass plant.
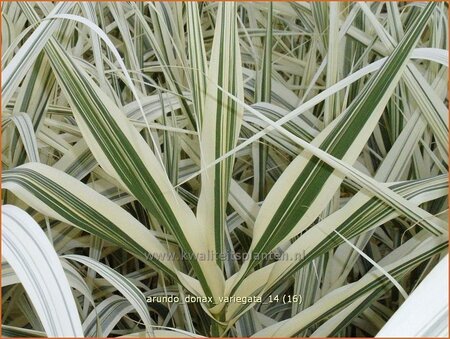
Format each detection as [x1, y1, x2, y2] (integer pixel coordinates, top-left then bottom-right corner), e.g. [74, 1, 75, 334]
[1, 1, 448, 337]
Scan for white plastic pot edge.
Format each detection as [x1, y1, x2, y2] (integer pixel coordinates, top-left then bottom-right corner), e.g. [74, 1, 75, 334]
[376, 254, 448, 338]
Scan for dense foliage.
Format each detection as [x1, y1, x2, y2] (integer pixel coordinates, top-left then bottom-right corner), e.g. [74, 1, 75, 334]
[2, 2, 448, 337]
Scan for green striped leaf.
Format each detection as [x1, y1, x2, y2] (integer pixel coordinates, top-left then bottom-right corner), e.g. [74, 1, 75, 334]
[18, 1, 223, 302]
[226, 173, 447, 320]
[2, 163, 179, 280]
[253, 3, 273, 201]
[197, 2, 244, 266]
[187, 2, 207, 127]
[1, 2, 73, 109]
[242, 2, 438, 275]
[134, 2, 196, 128]
[2, 325, 45, 338]
[251, 232, 447, 337]
[358, 3, 448, 161]
[8, 3, 75, 167]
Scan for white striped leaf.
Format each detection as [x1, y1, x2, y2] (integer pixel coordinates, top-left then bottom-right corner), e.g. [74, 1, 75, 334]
[2, 205, 84, 337]
[9, 113, 40, 163]
[64, 255, 154, 336]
